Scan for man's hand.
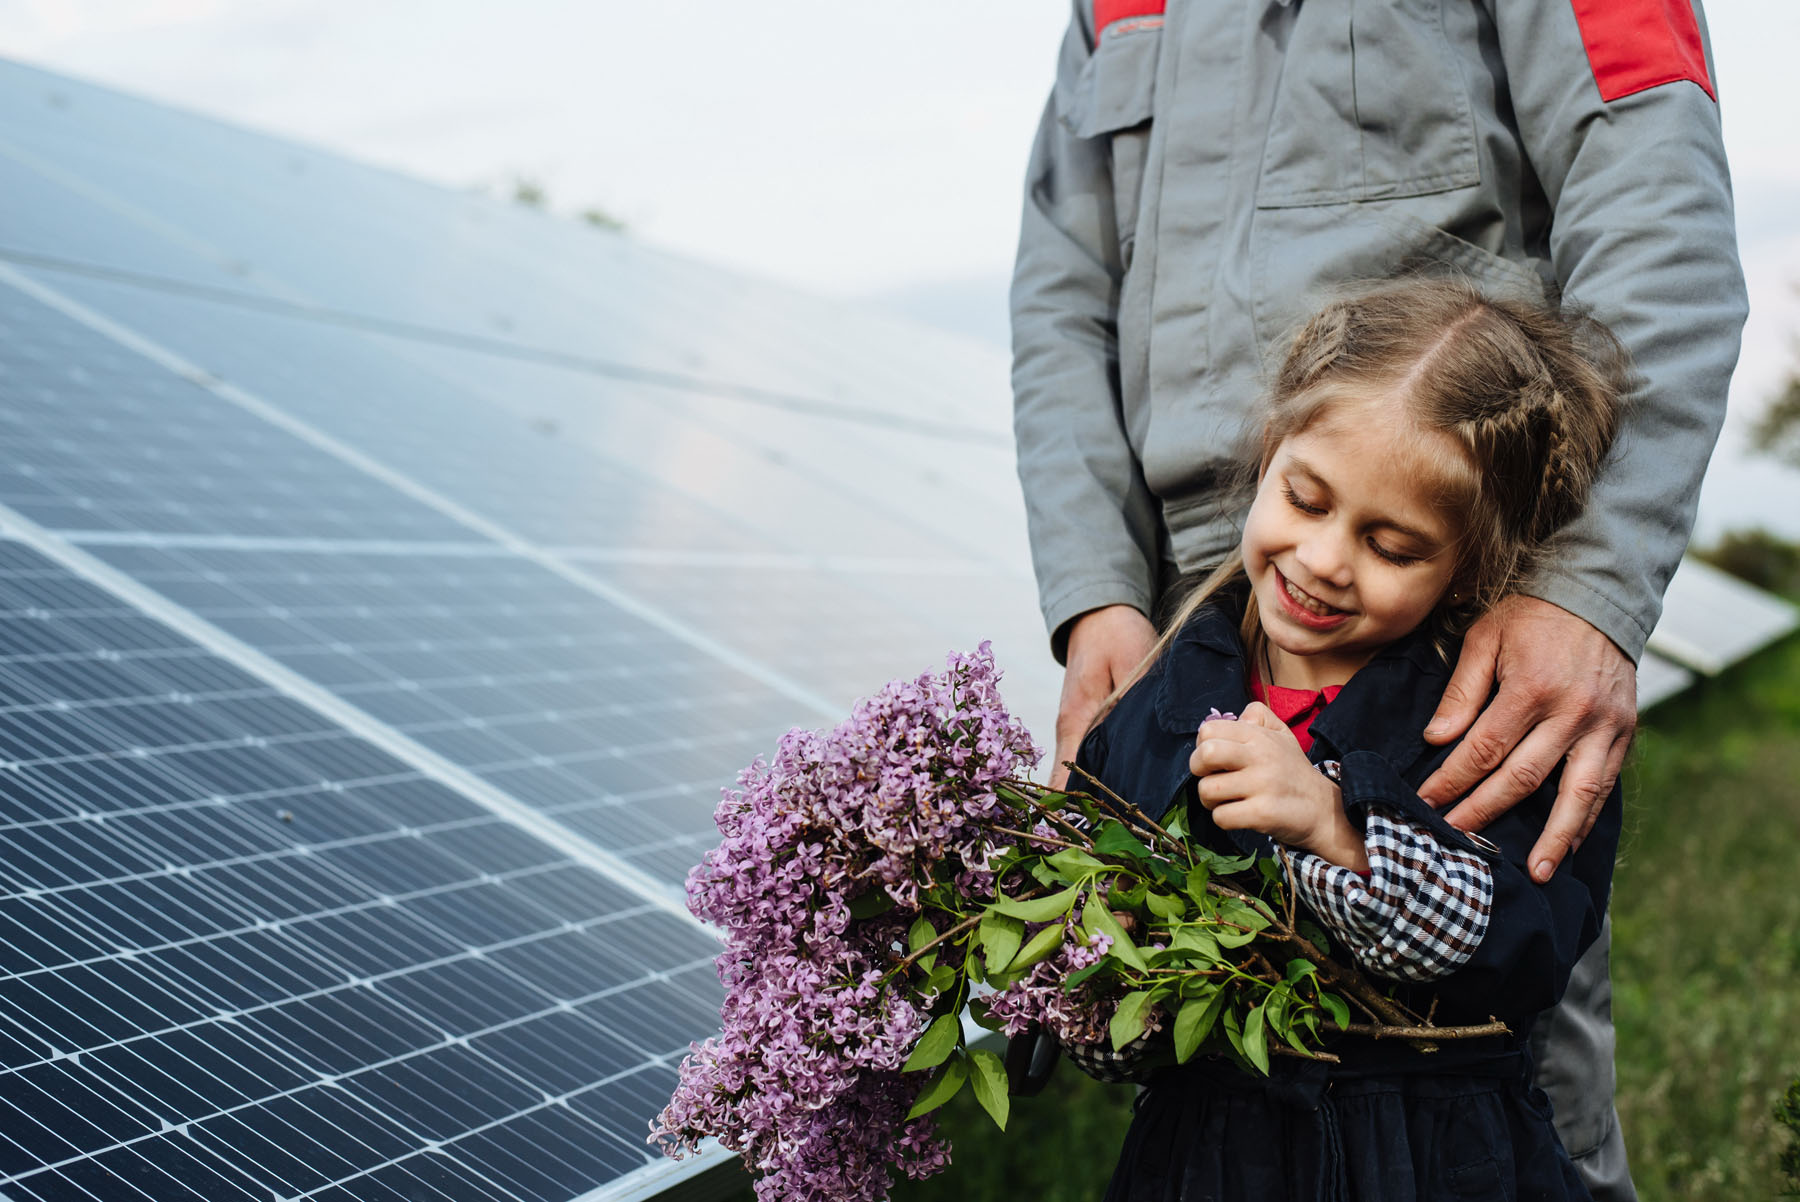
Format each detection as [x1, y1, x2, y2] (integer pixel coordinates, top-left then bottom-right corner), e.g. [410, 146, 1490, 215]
[1052, 605, 1157, 788]
[1417, 595, 1636, 884]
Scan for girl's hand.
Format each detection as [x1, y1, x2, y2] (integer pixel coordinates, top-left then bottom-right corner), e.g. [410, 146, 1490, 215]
[1188, 702, 1369, 871]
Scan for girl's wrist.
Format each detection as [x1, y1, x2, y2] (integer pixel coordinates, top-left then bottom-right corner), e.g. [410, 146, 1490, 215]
[1302, 784, 1370, 872]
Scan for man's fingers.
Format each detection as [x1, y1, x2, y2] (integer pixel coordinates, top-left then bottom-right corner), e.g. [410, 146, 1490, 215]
[1520, 730, 1630, 880]
[1417, 691, 1538, 807]
[1442, 722, 1574, 833]
[1422, 619, 1501, 747]
[1052, 605, 1158, 789]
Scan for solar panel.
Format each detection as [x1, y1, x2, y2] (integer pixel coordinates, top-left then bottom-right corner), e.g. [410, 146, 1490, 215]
[0, 55, 1065, 1202]
[0, 537, 724, 1202]
[1647, 555, 1799, 676]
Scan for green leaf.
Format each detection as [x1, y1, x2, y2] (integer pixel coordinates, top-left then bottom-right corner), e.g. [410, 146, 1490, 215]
[1092, 823, 1152, 860]
[1145, 890, 1187, 920]
[1063, 960, 1107, 992]
[1108, 990, 1154, 1051]
[907, 917, 936, 955]
[1257, 857, 1284, 886]
[1173, 986, 1227, 1063]
[1048, 848, 1105, 876]
[966, 1048, 1010, 1130]
[848, 890, 895, 920]
[1214, 924, 1262, 949]
[1170, 925, 1222, 962]
[1011, 922, 1066, 972]
[1284, 957, 1317, 983]
[980, 911, 1025, 975]
[902, 1014, 961, 1072]
[924, 962, 956, 995]
[1184, 862, 1212, 901]
[1319, 991, 1351, 1031]
[1108, 878, 1147, 911]
[1242, 1003, 1271, 1075]
[1220, 898, 1273, 932]
[1082, 904, 1147, 971]
[905, 1055, 968, 1119]
[1149, 857, 1187, 888]
[1197, 848, 1257, 875]
[1164, 805, 1190, 840]
[1222, 1008, 1245, 1060]
[992, 884, 1080, 924]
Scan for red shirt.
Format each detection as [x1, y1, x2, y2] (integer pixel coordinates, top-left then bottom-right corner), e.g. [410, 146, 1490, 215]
[1247, 678, 1342, 753]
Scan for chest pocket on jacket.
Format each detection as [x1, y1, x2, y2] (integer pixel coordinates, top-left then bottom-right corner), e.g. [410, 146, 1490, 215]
[1058, 20, 1161, 270]
[1256, 0, 1479, 207]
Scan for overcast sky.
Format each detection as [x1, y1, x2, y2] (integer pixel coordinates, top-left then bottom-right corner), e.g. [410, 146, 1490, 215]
[5, 0, 1799, 536]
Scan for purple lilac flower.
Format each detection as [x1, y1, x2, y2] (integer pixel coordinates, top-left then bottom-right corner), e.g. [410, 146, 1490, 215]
[651, 645, 1039, 1202]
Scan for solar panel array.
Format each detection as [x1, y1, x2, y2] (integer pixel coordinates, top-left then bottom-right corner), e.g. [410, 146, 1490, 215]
[0, 57, 1060, 1202]
[0, 50, 1791, 1202]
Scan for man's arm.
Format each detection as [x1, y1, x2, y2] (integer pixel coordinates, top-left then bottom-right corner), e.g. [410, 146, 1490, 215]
[1419, 0, 1749, 874]
[1012, 1, 1164, 661]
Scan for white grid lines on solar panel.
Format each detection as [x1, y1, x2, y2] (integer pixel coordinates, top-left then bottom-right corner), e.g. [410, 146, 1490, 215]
[53, 266, 1014, 561]
[0, 283, 473, 546]
[0, 262, 843, 722]
[0, 539, 727, 1200]
[76, 543, 802, 869]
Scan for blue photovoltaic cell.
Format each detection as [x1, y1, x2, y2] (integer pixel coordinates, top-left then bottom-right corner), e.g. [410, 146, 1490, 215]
[0, 283, 471, 545]
[0, 540, 724, 1202]
[19, 267, 998, 563]
[81, 542, 793, 884]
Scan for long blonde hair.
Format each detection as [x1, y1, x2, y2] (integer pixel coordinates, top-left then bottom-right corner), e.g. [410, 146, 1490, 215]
[1101, 277, 1631, 717]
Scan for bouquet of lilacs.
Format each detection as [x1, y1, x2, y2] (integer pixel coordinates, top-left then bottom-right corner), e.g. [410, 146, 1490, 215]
[650, 646, 1502, 1202]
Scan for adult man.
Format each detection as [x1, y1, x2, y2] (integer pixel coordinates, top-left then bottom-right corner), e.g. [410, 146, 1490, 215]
[1010, 1, 1747, 1196]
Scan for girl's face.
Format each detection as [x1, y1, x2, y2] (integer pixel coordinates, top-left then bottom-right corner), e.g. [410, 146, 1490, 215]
[1241, 397, 1468, 691]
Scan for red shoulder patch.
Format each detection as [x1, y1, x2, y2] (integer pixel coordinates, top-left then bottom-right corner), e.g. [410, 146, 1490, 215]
[1094, 0, 1165, 41]
[1568, 0, 1715, 102]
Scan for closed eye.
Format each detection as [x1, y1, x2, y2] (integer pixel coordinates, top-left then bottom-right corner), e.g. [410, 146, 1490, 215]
[1281, 484, 1324, 515]
[1368, 539, 1422, 566]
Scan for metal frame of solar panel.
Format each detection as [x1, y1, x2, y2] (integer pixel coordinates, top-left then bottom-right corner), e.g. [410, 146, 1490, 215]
[2, 51, 1793, 1202]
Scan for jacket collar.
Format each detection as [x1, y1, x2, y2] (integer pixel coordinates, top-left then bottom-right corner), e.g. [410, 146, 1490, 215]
[1155, 584, 1454, 777]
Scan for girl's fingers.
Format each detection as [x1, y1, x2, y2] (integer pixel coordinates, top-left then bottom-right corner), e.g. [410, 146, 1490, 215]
[1189, 733, 1255, 777]
[1237, 701, 1288, 733]
[1194, 769, 1251, 809]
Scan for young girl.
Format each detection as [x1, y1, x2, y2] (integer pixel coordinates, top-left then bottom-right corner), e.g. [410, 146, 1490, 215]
[1072, 278, 1629, 1201]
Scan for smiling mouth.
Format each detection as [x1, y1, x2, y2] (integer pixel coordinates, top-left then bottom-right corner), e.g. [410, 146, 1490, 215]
[1278, 570, 1347, 619]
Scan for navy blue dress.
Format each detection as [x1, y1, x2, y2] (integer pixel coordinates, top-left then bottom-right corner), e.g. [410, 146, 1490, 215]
[1077, 594, 1618, 1202]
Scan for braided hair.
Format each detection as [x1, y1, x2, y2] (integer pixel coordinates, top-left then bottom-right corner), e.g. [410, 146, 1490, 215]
[1100, 276, 1629, 714]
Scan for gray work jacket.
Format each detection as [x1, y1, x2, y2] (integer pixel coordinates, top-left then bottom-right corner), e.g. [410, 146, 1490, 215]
[1011, 0, 1749, 661]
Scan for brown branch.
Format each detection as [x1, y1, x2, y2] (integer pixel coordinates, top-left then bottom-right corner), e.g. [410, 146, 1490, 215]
[1340, 1019, 1510, 1041]
[990, 824, 1083, 852]
[1062, 762, 1179, 845]
[890, 913, 981, 975]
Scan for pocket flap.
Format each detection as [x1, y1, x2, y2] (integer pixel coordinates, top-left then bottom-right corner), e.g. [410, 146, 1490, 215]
[1058, 23, 1160, 139]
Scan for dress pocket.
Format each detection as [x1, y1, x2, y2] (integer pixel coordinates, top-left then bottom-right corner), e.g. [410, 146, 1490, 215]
[1256, 0, 1479, 208]
[1057, 20, 1161, 268]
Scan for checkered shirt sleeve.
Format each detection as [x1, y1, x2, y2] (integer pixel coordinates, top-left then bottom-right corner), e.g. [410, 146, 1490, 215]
[1288, 807, 1494, 982]
[1059, 1029, 1167, 1084]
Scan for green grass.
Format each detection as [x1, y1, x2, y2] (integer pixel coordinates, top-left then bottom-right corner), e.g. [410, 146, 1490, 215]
[724, 630, 1800, 1201]
[1612, 629, 1800, 1199]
